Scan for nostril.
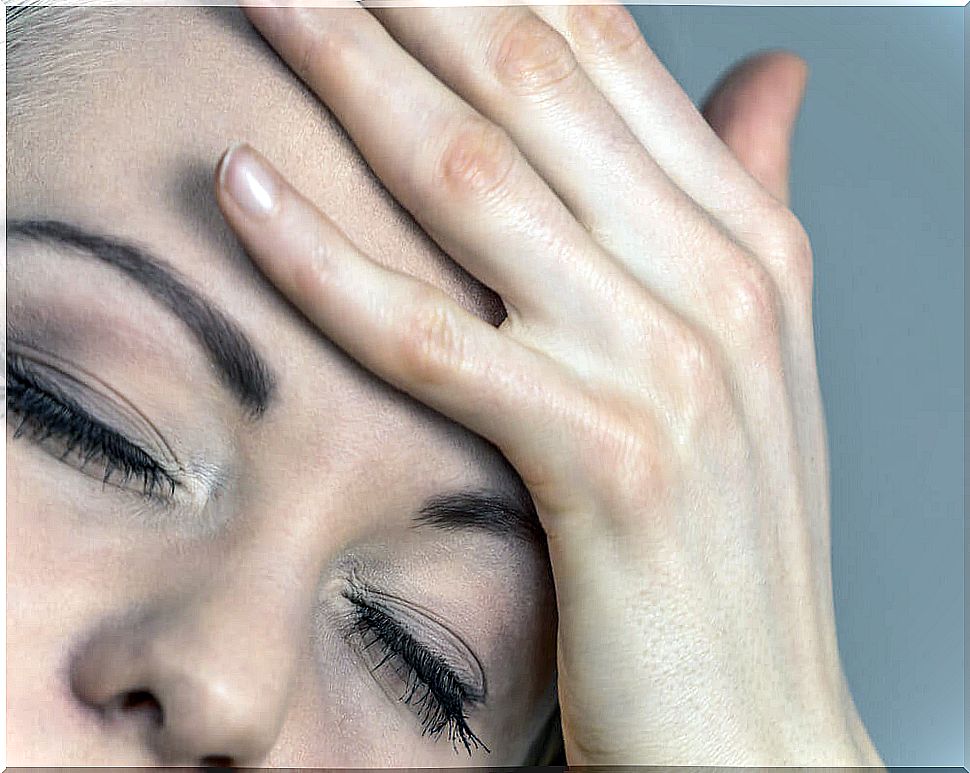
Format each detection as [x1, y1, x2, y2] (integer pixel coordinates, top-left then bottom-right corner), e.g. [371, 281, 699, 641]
[119, 689, 163, 725]
[201, 755, 233, 765]
[121, 689, 155, 709]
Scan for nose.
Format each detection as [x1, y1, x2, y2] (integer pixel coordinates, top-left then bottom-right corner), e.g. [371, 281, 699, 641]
[68, 559, 310, 766]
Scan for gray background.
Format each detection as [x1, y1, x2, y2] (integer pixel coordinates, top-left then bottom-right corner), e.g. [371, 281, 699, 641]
[624, 6, 964, 766]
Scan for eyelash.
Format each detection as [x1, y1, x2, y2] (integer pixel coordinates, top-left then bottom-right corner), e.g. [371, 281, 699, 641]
[346, 595, 489, 756]
[5, 353, 177, 499]
[7, 353, 487, 754]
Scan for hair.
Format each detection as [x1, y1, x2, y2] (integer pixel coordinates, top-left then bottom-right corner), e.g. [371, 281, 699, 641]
[6, 6, 132, 123]
[6, 3, 567, 765]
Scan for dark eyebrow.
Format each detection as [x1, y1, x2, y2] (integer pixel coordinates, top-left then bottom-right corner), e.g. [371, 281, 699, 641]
[6, 218, 276, 417]
[413, 487, 545, 547]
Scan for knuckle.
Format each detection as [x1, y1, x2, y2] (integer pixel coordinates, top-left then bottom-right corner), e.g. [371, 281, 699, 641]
[293, 23, 352, 81]
[492, 12, 579, 97]
[663, 325, 735, 447]
[774, 209, 813, 258]
[776, 213, 815, 298]
[755, 207, 816, 302]
[571, 397, 673, 513]
[567, 3, 644, 59]
[668, 323, 724, 393]
[722, 258, 783, 342]
[398, 296, 467, 386]
[435, 117, 518, 200]
[291, 229, 337, 298]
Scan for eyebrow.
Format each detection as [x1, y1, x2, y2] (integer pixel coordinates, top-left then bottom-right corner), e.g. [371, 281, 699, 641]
[8, 218, 543, 546]
[414, 487, 545, 547]
[6, 218, 276, 417]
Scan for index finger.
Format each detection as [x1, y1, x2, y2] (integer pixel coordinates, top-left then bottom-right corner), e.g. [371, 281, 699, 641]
[215, 142, 572, 487]
[240, 3, 606, 326]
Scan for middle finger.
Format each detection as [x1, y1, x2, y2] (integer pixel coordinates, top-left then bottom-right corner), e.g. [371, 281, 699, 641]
[367, 5, 702, 253]
[244, 4, 773, 366]
[363, 5, 781, 357]
[242, 4, 619, 326]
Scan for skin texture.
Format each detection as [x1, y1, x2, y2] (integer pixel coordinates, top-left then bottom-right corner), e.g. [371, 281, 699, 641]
[6, 3, 881, 768]
[216, 2, 887, 766]
[7, 7, 557, 766]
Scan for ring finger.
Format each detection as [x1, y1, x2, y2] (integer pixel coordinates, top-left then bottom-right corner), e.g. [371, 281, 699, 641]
[243, 4, 775, 360]
[241, 4, 619, 328]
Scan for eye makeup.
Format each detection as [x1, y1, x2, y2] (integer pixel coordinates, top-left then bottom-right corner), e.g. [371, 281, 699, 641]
[340, 579, 490, 755]
[7, 321, 514, 756]
[6, 349, 181, 500]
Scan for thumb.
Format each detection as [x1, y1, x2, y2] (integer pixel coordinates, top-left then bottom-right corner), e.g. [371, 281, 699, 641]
[701, 50, 809, 206]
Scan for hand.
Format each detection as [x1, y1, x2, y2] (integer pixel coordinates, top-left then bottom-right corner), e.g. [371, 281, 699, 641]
[215, 4, 883, 765]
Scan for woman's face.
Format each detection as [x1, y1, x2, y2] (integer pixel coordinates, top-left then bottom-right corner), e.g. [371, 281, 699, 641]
[6, 7, 557, 766]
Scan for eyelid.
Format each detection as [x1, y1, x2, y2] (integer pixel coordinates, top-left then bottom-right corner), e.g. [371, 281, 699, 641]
[7, 345, 225, 509]
[343, 577, 487, 701]
[342, 592, 489, 755]
[8, 341, 182, 470]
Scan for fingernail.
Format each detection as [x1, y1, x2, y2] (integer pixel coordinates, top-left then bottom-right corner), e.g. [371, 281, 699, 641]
[220, 142, 279, 218]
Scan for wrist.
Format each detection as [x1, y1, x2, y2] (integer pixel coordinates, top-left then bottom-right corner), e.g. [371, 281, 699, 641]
[560, 685, 884, 766]
[751, 694, 885, 766]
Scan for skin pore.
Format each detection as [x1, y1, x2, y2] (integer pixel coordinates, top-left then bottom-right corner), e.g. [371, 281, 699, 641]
[6, 6, 559, 766]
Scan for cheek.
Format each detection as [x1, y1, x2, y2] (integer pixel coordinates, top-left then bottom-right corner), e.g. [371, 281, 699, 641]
[7, 431, 558, 765]
[266, 622, 513, 768]
[269, 674, 462, 767]
[6, 441, 145, 762]
[6, 435, 176, 595]
[8, 438, 123, 609]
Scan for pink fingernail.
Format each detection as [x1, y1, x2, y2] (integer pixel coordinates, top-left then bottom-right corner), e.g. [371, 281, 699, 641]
[220, 142, 279, 218]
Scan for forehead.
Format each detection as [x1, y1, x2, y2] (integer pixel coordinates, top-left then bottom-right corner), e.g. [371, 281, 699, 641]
[8, 6, 502, 317]
[7, 6, 518, 499]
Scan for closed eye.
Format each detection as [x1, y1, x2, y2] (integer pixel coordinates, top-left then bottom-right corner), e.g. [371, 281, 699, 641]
[342, 590, 489, 755]
[6, 351, 179, 499]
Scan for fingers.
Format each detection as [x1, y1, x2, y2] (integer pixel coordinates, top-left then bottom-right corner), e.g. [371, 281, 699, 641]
[215, 141, 715, 524]
[701, 51, 809, 207]
[365, 6, 702, 255]
[528, 5, 812, 330]
[239, 4, 791, 365]
[214, 142, 569, 483]
[240, 4, 613, 327]
[531, 5, 796, 237]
